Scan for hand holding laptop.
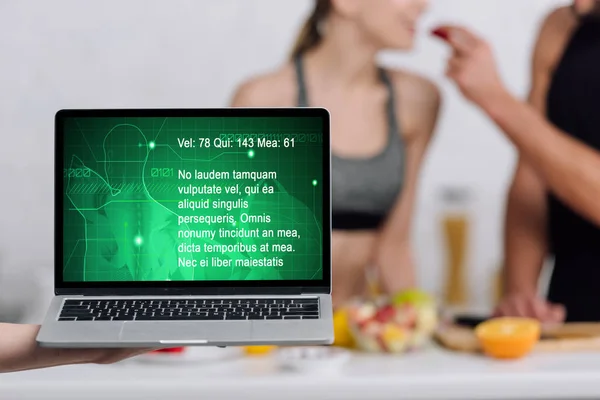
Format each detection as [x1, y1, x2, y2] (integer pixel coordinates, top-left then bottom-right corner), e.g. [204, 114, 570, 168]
[0, 323, 154, 373]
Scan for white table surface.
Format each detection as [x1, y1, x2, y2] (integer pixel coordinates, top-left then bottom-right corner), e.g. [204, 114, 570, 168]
[2, 346, 600, 400]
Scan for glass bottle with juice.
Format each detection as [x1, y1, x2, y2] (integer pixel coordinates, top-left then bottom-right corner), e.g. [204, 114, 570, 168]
[440, 188, 470, 308]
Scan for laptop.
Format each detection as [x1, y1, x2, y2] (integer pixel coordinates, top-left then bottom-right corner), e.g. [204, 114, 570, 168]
[37, 108, 333, 348]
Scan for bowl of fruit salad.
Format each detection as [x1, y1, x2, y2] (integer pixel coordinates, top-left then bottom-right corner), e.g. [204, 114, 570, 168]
[347, 289, 439, 353]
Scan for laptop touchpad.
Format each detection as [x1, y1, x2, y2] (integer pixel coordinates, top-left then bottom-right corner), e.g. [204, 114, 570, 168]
[120, 321, 252, 344]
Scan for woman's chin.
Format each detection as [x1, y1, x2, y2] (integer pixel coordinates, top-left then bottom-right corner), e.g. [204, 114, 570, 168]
[385, 41, 415, 52]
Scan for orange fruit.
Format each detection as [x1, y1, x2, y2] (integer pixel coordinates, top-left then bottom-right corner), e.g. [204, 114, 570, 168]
[381, 325, 408, 353]
[381, 325, 406, 343]
[243, 346, 276, 356]
[475, 317, 541, 359]
[333, 308, 355, 348]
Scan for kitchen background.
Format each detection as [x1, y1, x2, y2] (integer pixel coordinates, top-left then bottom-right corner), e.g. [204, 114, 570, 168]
[0, 0, 568, 323]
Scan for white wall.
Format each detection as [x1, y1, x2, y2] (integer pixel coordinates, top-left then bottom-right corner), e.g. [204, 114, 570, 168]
[0, 0, 569, 321]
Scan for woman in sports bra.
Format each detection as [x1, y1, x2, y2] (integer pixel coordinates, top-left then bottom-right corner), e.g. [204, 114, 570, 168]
[231, 0, 440, 307]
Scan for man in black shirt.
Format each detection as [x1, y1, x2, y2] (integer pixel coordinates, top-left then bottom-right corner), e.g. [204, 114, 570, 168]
[435, 0, 600, 322]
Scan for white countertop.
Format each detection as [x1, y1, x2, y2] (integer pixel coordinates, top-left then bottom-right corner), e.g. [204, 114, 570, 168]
[2, 346, 600, 400]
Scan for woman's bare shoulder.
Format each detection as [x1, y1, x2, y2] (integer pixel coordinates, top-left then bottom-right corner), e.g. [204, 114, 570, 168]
[389, 69, 440, 105]
[230, 64, 297, 107]
[386, 69, 441, 141]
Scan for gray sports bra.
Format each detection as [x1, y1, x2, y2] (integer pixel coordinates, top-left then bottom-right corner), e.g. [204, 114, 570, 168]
[294, 56, 406, 230]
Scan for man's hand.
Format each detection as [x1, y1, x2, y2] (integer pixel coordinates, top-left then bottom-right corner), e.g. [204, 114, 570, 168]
[494, 293, 566, 323]
[432, 26, 509, 109]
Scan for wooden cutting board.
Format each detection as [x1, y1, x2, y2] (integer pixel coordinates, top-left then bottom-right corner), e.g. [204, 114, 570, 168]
[435, 323, 600, 353]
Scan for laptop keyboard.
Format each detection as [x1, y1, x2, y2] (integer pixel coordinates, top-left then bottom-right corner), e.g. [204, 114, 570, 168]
[58, 298, 319, 321]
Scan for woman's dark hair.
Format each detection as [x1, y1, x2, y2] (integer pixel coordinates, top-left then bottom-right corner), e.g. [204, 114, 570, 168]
[290, 0, 332, 59]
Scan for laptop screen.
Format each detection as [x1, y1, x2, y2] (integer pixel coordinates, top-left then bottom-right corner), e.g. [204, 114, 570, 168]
[56, 109, 330, 290]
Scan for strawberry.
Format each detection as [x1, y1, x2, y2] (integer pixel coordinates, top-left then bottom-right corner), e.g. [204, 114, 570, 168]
[431, 27, 450, 41]
[375, 305, 396, 323]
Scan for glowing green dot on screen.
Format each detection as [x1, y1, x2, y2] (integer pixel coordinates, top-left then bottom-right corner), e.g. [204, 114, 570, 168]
[312, 180, 318, 187]
[124, 222, 128, 228]
[134, 236, 143, 246]
[148, 141, 156, 150]
[248, 150, 255, 159]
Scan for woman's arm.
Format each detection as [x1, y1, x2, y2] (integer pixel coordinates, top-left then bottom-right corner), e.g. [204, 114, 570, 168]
[374, 74, 441, 294]
[0, 324, 150, 373]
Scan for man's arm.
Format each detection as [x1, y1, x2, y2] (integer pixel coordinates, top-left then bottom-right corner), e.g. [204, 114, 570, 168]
[437, 15, 600, 229]
[0, 324, 150, 373]
[432, 12, 579, 321]
[483, 10, 599, 228]
[504, 165, 547, 296]
[486, 90, 600, 228]
[502, 8, 575, 298]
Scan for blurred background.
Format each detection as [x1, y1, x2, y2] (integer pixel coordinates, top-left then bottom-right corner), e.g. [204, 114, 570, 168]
[0, 0, 569, 323]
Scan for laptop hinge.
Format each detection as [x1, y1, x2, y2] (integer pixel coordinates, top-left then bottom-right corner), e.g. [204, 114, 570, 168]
[55, 287, 325, 296]
[299, 286, 329, 295]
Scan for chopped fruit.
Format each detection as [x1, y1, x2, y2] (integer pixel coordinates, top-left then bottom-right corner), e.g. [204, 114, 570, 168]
[375, 305, 396, 323]
[356, 319, 370, 330]
[375, 335, 389, 353]
[353, 303, 377, 322]
[347, 291, 439, 354]
[382, 324, 406, 342]
[382, 325, 408, 353]
[333, 309, 355, 348]
[362, 321, 382, 337]
[360, 336, 382, 353]
[394, 304, 417, 328]
[417, 307, 438, 332]
[475, 317, 541, 359]
[393, 289, 434, 306]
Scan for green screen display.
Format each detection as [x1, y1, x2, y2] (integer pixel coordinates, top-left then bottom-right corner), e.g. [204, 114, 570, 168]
[62, 116, 324, 282]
